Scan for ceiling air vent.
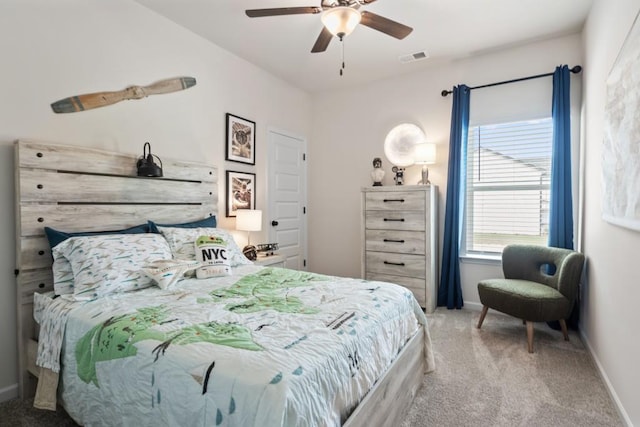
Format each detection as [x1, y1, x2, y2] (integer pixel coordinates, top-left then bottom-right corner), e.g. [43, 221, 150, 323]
[399, 50, 430, 64]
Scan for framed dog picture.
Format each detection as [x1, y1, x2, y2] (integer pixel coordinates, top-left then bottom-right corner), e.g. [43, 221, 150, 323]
[226, 170, 256, 217]
[226, 113, 256, 165]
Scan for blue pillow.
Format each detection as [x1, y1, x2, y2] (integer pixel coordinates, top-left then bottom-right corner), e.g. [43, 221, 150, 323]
[148, 216, 216, 233]
[44, 224, 150, 249]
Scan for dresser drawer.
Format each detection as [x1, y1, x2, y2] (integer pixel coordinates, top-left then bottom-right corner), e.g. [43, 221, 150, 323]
[365, 211, 425, 231]
[365, 191, 426, 211]
[365, 251, 426, 279]
[365, 272, 427, 308]
[365, 230, 425, 255]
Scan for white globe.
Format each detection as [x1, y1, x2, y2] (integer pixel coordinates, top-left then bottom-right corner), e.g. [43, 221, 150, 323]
[384, 123, 425, 167]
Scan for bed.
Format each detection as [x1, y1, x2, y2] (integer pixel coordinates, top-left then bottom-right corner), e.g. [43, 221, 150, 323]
[14, 140, 434, 426]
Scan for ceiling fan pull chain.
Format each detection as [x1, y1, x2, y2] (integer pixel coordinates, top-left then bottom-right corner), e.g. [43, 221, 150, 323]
[340, 37, 346, 76]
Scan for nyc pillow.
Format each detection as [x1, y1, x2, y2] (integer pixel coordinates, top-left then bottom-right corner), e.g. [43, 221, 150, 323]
[53, 234, 173, 301]
[157, 226, 251, 267]
[141, 259, 201, 289]
[194, 235, 232, 278]
[45, 224, 150, 296]
[148, 216, 216, 234]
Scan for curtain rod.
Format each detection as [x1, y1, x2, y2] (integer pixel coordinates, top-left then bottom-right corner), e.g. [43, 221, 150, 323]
[440, 65, 582, 97]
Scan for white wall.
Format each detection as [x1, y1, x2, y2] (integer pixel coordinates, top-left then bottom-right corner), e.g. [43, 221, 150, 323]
[3, 2, 636, 424]
[0, 0, 311, 399]
[580, 0, 640, 424]
[308, 34, 583, 309]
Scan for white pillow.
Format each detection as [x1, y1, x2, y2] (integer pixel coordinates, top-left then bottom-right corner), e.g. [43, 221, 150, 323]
[44, 225, 152, 296]
[53, 234, 173, 301]
[194, 235, 232, 278]
[141, 259, 201, 289]
[52, 257, 75, 296]
[157, 226, 251, 267]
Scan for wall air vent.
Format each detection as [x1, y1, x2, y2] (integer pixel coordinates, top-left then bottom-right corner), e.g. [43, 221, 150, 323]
[399, 50, 430, 64]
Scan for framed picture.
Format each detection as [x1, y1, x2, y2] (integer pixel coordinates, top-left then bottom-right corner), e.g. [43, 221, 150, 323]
[226, 170, 256, 217]
[602, 10, 640, 231]
[226, 113, 256, 165]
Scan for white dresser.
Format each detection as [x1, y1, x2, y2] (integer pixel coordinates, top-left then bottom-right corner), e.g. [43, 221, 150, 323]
[361, 185, 438, 312]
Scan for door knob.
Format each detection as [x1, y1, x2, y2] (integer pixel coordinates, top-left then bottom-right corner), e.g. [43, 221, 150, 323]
[271, 220, 279, 227]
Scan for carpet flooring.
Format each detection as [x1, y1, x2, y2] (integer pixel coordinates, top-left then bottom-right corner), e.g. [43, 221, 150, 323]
[0, 308, 623, 426]
[401, 308, 623, 427]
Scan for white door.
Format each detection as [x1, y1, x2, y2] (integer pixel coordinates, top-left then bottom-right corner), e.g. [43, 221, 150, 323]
[267, 129, 307, 270]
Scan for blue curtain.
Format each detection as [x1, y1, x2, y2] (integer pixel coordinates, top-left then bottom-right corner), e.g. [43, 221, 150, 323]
[548, 65, 577, 329]
[438, 85, 470, 309]
[549, 65, 574, 250]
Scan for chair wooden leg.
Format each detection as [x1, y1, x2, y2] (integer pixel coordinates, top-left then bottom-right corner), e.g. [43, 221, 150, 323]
[559, 319, 570, 341]
[477, 306, 489, 329]
[526, 321, 534, 353]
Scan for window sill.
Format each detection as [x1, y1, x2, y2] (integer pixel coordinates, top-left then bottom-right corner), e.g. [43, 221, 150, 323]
[460, 254, 501, 265]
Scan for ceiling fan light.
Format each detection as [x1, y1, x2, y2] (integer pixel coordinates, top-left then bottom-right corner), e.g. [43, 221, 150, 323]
[321, 6, 361, 37]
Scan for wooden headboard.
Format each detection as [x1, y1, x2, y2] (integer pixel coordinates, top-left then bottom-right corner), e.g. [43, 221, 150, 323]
[14, 140, 218, 398]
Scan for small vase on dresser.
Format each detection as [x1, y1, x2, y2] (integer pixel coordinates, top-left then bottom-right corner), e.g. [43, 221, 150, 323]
[361, 185, 438, 312]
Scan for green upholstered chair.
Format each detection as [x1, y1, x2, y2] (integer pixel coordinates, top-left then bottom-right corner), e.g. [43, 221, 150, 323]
[477, 244, 585, 353]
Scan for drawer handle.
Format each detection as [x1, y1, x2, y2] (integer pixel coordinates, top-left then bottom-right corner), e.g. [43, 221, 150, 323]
[383, 198, 405, 203]
[384, 261, 405, 266]
[383, 218, 405, 222]
[384, 239, 405, 243]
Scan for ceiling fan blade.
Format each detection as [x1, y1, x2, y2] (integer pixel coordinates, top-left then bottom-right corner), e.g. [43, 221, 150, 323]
[246, 7, 322, 18]
[311, 26, 333, 53]
[51, 77, 197, 113]
[360, 11, 413, 40]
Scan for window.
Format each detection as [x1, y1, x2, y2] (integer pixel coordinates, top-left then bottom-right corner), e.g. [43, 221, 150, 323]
[463, 118, 553, 256]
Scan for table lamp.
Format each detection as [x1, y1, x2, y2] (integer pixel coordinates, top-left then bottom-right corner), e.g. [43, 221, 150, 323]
[236, 209, 262, 260]
[413, 142, 436, 185]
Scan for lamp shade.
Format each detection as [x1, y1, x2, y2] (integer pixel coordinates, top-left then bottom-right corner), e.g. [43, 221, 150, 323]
[413, 143, 436, 165]
[321, 6, 361, 37]
[236, 209, 262, 232]
[136, 142, 163, 177]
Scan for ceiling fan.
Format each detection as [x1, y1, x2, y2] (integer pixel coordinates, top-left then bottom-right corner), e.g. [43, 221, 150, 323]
[245, 0, 413, 53]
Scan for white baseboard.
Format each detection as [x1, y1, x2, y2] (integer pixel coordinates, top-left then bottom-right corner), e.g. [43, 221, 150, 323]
[579, 330, 632, 427]
[0, 383, 18, 403]
[462, 301, 483, 311]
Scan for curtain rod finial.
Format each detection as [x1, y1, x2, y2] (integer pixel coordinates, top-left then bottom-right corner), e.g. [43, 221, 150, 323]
[441, 89, 451, 97]
[570, 65, 582, 73]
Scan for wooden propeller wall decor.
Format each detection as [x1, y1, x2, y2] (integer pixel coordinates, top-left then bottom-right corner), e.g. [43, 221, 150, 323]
[50, 77, 197, 113]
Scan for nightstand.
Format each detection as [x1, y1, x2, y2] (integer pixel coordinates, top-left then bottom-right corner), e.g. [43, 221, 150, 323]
[253, 254, 285, 267]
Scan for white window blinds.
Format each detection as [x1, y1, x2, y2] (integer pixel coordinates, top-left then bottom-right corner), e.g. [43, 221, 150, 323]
[464, 118, 553, 255]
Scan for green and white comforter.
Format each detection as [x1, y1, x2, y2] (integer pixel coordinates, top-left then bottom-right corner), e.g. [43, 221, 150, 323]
[35, 265, 433, 426]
